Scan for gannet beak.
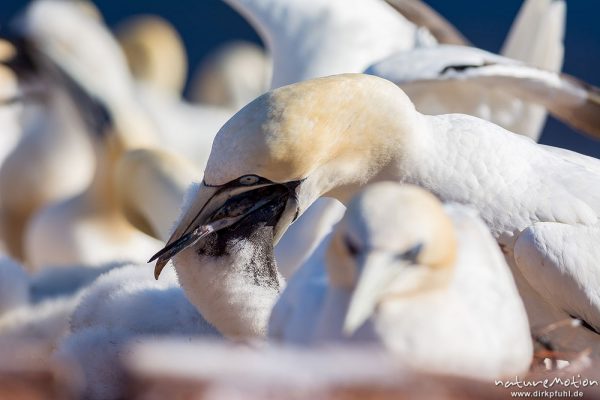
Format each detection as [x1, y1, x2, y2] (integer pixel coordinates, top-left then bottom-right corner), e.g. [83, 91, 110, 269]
[343, 254, 406, 335]
[150, 180, 300, 279]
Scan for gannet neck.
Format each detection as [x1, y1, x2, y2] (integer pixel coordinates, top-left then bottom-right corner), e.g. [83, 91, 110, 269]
[116, 149, 199, 242]
[224, 0, 419, 88]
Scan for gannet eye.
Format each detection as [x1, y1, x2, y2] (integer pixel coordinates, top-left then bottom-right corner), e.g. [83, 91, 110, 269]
[344, 235, 360, 257]
[238, 175, 260, 185]
[398, 243, 423, 264]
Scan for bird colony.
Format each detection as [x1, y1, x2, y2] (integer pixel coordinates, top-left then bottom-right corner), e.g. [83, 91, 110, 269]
[0, 0, 599, 399]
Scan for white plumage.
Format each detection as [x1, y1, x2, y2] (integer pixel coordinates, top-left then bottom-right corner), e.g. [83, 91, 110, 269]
[179, 74, 600, 357]
[270, 183, 532, 379]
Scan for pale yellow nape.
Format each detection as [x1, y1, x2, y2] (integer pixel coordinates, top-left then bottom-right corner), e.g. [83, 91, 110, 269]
[204, 74, 417, 186]
[116, 15, 188, 96]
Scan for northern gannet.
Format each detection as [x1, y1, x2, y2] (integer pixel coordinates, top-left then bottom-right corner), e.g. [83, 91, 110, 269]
[16, 0, 169, 268]
[23, 127, 163, 269]
[270, 183, 532, 379]
[224, 0, 568, 278]
[154, 73, 600, 354]
[0, 73, 95, 262]
[223, 0, 435, 89]
[190, 41, 271, 111]
[111, 10, 236, 168]
[367, 43, 600, 139]
[115, 148, 200, 242]
[116, 15, 188, 98]
[372, 0, 566, 140]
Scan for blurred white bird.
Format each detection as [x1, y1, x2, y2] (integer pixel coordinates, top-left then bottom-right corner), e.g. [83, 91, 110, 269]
[367, 43, 600, 140]
[116, 15, 188, 98]
[0, 50, 96, 262]
[270, 183, 532, 379]
[224, 0, 436, 89]
[190, 41, 271, 111]
[155, 74, 600, 357]
[16, 0, 174, 268]
[54, 263, 220, 400]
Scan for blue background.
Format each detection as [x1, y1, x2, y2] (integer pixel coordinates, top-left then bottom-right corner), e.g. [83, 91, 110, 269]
[1, 1, 599, 156]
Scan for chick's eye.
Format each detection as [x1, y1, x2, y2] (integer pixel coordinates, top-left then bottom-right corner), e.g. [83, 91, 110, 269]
[344, 235, 360, 257]
[239, 175, 260, 185]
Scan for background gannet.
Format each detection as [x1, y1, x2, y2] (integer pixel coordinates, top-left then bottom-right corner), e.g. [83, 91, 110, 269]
[190, 41, 271, 111]
[160, 73, 600, 358]
[369, 0, 567, 140]
[271, 183, 532, 379]
[114, 14, 236, 167]
[367, 44, 600, 139]
[116, 15, 188, 98]
[0, 40, 96, 261]
[115, 148, 200, 241]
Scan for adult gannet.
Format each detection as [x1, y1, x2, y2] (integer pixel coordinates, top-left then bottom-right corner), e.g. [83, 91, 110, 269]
[0, 74, 96, 262]
[23, 126, 163, 269]
[190, 41, 271, 111]
[110, 9, 235, 167]
[115, 148, 200, 241]
[153, 74, 600, 354]
[223, 0, 436, 89]
[16, 0, 169, 268]
[224, 0, 567, 278]
[367, 43, 600, 139]
[270, 183, 532, 379]
[116, 15, 188, 98]
[369, 0, 567, 140]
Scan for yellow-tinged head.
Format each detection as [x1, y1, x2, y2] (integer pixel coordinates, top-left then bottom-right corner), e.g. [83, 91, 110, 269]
[151, 74, 422, 278]
[325, 182, 457, 334]
[117, 15, 187, 96]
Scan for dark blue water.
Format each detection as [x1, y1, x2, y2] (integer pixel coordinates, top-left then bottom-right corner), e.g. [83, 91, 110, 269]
[1, 1, 599, 156]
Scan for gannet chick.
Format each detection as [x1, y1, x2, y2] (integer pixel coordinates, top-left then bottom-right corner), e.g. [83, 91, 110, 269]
[190, 41, 271, 110]
[157, 180, 289, 338]
[0, 294, 81, 364]
[56, 264, 219, 400]
[155, 74, 600, 356]
[272, 183, 532, 379]
[116, 15, 187, 97]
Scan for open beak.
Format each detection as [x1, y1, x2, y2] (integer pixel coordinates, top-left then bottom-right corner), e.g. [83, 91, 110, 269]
[150, 180, 300, 279]
[343, 254, 407, 335]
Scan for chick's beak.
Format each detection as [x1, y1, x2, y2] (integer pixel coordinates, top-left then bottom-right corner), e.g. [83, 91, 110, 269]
[343, 254, 407, 335]
[150, 180, 300, 279]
